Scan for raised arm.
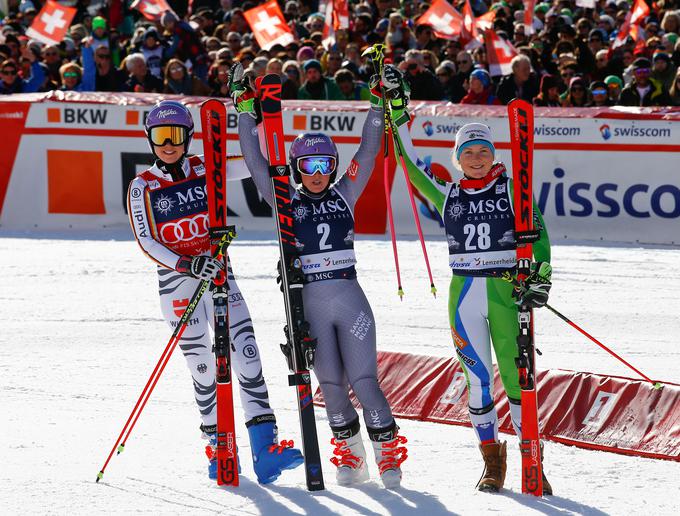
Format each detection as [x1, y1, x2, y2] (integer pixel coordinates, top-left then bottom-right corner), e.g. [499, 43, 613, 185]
[237, 112, 274, 206]
[335, 106, 384, 208]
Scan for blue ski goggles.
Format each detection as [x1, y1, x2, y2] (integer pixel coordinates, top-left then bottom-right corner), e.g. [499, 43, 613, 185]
[296, 155, 337, 176]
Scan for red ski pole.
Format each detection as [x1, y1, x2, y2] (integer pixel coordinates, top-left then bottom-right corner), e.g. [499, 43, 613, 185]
[544, 304, 662, 389]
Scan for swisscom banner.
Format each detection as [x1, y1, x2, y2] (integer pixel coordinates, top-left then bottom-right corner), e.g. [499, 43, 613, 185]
[0, 93, 678, 245]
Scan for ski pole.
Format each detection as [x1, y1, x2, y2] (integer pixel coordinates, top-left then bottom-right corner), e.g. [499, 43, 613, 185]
[96, 278, 210, 483]
[543, 304, 662, 389]
[363, 44, 404, 299]
[500, 272, 662, 388]
[96, 236, 230, 483]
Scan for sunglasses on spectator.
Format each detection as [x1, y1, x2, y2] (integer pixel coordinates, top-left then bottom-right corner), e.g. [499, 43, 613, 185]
[635, 68, 651, 75]
[1, 69, 17, 76]
[592, 88, 607, 95]
[63, 72, 80, 78]
[456, 60, 469, 65]
[407, 63, 418, 71]
[571, 86, 585, 92]
[170, 66, 183, 73]
[96, 53, 111, 59]
[228, 39, 240, 43]
[285, 68, 299, 76]
[561, 71, 575, 78]
[148, 126, 188, 146]
[44, 51, 58, 57]
[589, 38, 602, 43]
[437, 72, 450, 78]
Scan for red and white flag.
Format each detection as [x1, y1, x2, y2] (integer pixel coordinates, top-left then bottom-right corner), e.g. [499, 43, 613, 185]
[524, 0, 536, 35]
[417, 0, 464, 41]
[461, 0, 482, 49]
[612, 0, 650, 49]
[244, 0, 295, 51]
[131, 0, 173, 22]
[25, 0, 76, 46]
[476, 10, 496, 31]
[322, 0, 349, 49]
[485, 30, 518, 76]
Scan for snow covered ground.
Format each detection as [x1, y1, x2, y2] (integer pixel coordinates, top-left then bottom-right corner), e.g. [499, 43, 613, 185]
[1, 232, 678, 515]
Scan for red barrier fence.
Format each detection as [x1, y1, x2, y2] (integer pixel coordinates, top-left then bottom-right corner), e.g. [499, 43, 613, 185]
[313, 351, 680, 461]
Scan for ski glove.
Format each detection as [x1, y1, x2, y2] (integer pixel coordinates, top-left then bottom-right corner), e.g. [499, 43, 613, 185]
[177, 255, 225, 281]
[514, 261, 552, 308]
[229, 62, 257, 117]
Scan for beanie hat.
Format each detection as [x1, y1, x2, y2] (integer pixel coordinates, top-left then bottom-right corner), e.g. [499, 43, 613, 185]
[92, 16, 107, 31]
[455, 123, 495, 160]
[303, 59, 322, 73]
[296, 46, 315, 62]
[469, 68, 491, 88]
[604, 75, 623, 88]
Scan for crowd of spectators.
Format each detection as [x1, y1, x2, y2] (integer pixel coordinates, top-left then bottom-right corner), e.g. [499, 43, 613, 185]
[1, 0, 679, 107]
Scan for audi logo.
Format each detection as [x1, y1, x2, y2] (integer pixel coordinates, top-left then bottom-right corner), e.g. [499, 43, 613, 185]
[159, 214, 209, 244]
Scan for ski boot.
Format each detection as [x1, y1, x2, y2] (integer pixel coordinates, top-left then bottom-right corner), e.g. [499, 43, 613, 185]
[246, 415, 303, 484]
[477, 441, 507, 492]
[330, 419, 369, 486]
[368, 422, 408, 489]
[202, 423, 242, 481]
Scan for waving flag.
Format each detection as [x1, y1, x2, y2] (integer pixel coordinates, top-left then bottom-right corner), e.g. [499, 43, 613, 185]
[612, 0, 650, 50]
[26, 0, 76, 46]
[322, 0, 349, 49]
[485, 30, 518, 76]
[417, 0, 464, 41]
[130, 0, 172, 22]
[244, 0, 295, 50]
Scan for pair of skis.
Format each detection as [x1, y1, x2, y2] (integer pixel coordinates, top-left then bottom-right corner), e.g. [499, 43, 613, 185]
[205, 76, 325, 491]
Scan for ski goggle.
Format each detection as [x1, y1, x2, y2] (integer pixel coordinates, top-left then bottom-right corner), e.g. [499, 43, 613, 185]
[592, 88, 607, 95]
[148, 126, 188, 146]
[296, 156, 337, 176]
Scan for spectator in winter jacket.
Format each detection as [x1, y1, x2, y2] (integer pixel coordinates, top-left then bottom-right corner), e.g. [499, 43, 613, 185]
[562, 76, 592, 107]
[162, 10, 208, 81]
[298, 59, 343, 100]
[436, 61, 466, 102]
[334, 69, 370, 101]
[533, 74, 561, 107]
[669, 68, 680, 106]
[163, 59, 211, 96]
[460, 69, 501, 105]
[401, 49, 445, 100]
[590, 80, 612, 107]
[91, 44, 125, 92]
[0, 47, 44, 94]
[619, 58, 672, 107]
[605, 75, 623, 104]
[124, 53, 163, 93]
[651, 53, 677, 93]
[496, 54, 539, 104]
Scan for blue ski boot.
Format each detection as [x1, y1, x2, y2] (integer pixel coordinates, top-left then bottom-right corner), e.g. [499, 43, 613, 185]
[247, 416, 304, 484]
[202, 424, 241, 481]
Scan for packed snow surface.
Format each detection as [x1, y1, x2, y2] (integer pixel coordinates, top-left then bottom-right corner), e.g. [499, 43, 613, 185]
[1, 232, 678, 515]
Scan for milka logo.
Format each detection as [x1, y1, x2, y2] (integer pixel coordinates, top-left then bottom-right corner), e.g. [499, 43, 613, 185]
[305, 137, 326, 147]
[156, 109, 179, 118]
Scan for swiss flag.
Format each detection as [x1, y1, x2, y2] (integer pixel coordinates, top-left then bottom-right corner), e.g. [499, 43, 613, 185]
[524, 0, 536, 35]
[417, 0, 464, 40]
[485, 30, 518, 76]
[322, 0, 349, 49]
[130, 0, 173, 22]
[461, 0, 482, 49]
[244, 0, 295, 51]
[475, 10, 496, 31]
[612, 0, 650, 49]
[25, 0, 76, 46]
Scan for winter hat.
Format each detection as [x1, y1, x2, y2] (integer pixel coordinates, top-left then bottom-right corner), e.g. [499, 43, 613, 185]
[143, 27, 160, 41]
[296, 46, 315, 63]
[539, 73, 559, 93]
[455, 123, 495, 161]
[303, 59, 322, 73]
[569, 76, 586, 89]
[633, 57, 652, 70]
[652, 52, 670, 63]
[590, 80, 607, 93]
[92, 16, 107, 31]
[604, 75, 623, 88]
[469, 68, 491, 88]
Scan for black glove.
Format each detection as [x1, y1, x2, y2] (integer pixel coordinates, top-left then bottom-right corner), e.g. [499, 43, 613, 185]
[177, 255, 225, 281]
[514, 262, 552, 308]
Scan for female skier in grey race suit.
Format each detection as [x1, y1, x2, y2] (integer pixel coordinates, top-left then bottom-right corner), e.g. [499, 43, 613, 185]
[231, 68, 408, 488]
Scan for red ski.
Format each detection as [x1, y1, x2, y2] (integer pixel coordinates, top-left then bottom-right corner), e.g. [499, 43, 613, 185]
[508, 98, 543, 496]
[201, 99, 238, 486]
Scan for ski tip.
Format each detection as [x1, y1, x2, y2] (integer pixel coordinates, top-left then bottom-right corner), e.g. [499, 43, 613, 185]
[96, 471, 104, 483]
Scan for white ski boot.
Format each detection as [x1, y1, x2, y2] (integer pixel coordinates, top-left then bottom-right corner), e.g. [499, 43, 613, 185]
[330, 420, 369, 486]
[368, 423, 408, 489]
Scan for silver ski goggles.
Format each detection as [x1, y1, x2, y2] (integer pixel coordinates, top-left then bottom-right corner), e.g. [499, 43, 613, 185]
[296, 155, 337, 176]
